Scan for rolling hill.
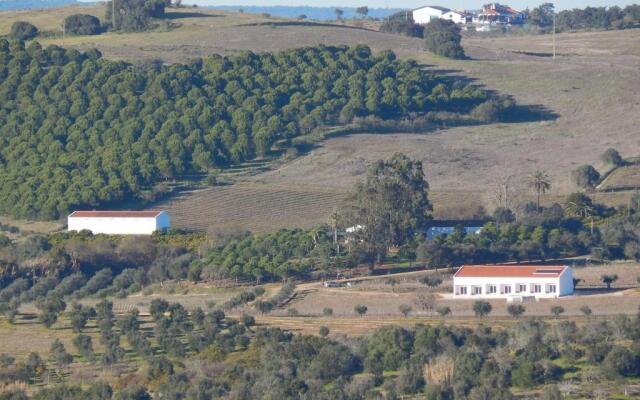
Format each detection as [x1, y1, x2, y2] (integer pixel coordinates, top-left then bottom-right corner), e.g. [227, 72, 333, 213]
[1, 5, 640, 231]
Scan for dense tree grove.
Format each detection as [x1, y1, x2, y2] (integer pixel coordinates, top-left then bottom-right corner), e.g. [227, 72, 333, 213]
[5, 317, 640, 398]
[528, 3, 640, 31]
[104, 0, 167, 32]
[424, 19, 466, 59]
[197, 228, 333, 282]
[380, 12, 424, 37]
[0, 42, 491, 219]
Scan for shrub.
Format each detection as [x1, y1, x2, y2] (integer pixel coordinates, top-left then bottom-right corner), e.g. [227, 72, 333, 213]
[399, 304, 412, 317]
[322, 307, 333, 316]
[319, 325, 330, 337]
[10, 21, 38, 40]
[65, 14, 101, 35]
[424, 19, 465, 59]
[507, 304, 525, 318]
[601, 148, 623, 166]
[354, 304, 368, 316]
[436, 306, 451, 316]
[419, 275, 443, 287]
[550, 305, 565, 317]
[572, 165, 600, 189]
[602, 347, 640, 378]
[472, 300, 492, 318]
[580, 305, 592, 316]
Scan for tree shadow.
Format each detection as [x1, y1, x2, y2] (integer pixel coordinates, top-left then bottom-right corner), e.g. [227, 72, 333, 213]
[502, 103, 559, 123]
[239, 21, 379, 32]
[164, 11, 224, 19]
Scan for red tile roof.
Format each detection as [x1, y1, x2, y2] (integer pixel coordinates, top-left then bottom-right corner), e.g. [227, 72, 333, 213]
[454, 265, 568, 278]
[69, 211, 164, 218]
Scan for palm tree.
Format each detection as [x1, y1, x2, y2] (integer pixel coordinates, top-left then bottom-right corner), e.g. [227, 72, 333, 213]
[528, 170, 551, 210]
[565, 201, 595, 234]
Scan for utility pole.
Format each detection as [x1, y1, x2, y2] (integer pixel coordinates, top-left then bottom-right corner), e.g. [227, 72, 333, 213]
[112, 0, 116, 30]
[552, 11, 556, 60]
[61, 18, 65, 46]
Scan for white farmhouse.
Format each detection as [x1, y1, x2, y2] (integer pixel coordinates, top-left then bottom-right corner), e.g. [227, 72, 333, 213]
[412, 5, 450, 24]
[453, 265, 573, 300]
[68, 211, 171, 235]
[442, 10, 469, 24]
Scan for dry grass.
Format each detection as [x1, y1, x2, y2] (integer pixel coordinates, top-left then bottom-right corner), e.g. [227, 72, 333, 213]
[0, 6, 424, 62]
[0, 4, 103, 35]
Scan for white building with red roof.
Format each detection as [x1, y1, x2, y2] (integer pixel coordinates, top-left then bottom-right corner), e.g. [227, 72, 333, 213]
[67, 211, 171, 235]
[453, 265, 573, 300]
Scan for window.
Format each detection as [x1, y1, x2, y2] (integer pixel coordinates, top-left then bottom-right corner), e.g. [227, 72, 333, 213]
[472, 286, 482, 295]
[532, 284, 542, 293]
[487, 285, 497, 294]
[516, 284, 527, 293]
[547, 284, 557, 293]
[502, 285, 512, 294]
[457, 286, 467, 295]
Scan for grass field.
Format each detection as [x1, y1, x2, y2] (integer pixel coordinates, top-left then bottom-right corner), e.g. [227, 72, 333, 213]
[598, 165, 640, 191]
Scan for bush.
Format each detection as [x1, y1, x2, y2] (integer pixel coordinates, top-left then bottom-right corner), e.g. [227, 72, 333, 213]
[436, 306, 451, 316]
[319, 325, 330, 337]
[322, 307, 333, 316]
[572, 165, 600, 189]
[473, 300, 492, 318]
[65, 14, 102, 35]
[424, 19, 465, 59]
[602, 347, 640, 378]
[354, 304, 368, 316]
[399, 304, 412, 317]
[419, 275, 443, 287]
[550, 305, 565, 317]
[601, 148, 623, 166]
[10, 21, 38, 40]
[507, 304, 525, 318]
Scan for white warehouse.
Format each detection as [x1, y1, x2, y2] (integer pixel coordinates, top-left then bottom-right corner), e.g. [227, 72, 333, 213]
[412, 5, 450, 24]
[67, 211, 171, 235]
[453, 265, 573, 300]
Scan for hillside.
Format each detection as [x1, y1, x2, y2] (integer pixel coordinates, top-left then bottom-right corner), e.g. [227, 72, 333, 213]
[2, 5, 640, 231]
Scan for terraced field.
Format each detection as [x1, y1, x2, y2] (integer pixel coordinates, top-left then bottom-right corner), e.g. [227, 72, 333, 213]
[159, 183, 348, 234]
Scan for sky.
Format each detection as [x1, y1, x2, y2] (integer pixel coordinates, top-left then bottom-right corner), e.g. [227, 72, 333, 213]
[182, 0, 635, 11]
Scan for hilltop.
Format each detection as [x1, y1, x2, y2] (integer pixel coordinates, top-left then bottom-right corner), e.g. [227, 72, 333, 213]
[1, 5, 640, 231]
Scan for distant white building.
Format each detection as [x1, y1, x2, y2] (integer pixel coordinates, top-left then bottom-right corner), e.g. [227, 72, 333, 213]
[442, 10, 469, 24]
[68, 211, 171, 235]
[413, 6, 470, 25]
[453, 265, 573, 300]
[412, 5, 450, 24]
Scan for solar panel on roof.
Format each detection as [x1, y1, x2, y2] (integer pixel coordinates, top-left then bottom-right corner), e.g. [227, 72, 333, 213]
[534, 269, 561, 274]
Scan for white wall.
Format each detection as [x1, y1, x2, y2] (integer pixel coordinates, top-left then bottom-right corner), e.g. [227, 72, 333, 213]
[443, 11, 466, 24]
[558, 268, 574, 296]
[413, 7, 446, 24]
[453, 275, 571, 299]
[68, 214, 170, 235]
